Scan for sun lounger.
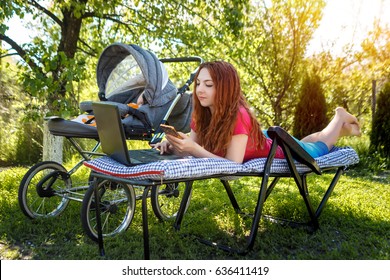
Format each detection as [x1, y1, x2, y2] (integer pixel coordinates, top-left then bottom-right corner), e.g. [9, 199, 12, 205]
[84, 126, 359, 259]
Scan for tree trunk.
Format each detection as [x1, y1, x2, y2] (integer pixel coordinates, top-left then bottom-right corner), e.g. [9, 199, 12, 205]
[42, 121, 63, 163]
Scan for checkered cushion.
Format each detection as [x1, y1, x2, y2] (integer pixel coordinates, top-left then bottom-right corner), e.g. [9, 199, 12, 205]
[242, 146, 359, 173]
[83, 146, 359, 181]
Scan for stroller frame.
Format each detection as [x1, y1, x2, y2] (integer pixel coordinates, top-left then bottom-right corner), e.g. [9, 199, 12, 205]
[88, 126, 355, 259]
[18, 54, 203, 241]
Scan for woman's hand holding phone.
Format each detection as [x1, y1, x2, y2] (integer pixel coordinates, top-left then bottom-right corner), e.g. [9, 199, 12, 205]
[160, 124, 183, 139]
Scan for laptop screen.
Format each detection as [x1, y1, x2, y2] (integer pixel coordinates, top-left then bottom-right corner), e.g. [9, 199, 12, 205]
[92, 102, 183, 166]
[92, 102, 132, 166]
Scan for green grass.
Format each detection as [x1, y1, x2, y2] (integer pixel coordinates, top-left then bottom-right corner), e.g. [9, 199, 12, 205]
[0, 160, 389, 260]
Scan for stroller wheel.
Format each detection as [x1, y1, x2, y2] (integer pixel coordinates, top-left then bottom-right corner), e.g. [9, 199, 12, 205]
[81, 179, 136, 242]
[151, 182, 191, 221]
[18, 161, 71, 219]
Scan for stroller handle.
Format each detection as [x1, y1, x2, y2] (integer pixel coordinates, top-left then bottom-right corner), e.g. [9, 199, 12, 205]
[160, 56, 204, 64]
[150, 56, 204, 144]
[160, 56, 204, 95]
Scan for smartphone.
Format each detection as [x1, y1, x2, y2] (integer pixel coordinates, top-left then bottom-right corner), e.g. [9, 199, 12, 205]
[160, 124, 183, 139]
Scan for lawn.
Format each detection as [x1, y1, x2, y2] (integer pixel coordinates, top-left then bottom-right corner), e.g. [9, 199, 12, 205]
[0, 161, 389, 260]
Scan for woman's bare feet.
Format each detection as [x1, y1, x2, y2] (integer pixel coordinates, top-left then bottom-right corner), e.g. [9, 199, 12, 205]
[342, 122, 362, 137]
[335, 107, 359, 124]
[335, 107, 361, 136]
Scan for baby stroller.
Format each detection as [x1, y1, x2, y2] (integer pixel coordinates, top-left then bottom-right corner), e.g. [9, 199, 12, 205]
[18, 42, 203, 241]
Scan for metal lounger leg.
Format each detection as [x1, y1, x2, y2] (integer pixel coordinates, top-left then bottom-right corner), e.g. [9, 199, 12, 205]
[187, 139, 279, 254]
[280, 143, 319, 229]
[94, 178, 151, 259]
[315, 167, 344, 218]
[142, 186, 151, 260]
[220, 180, 242, 214]
[220, 177, 279, 217]
[300, 174, 319, 229]
[202, 146, 275, 254]
[265, 177, 280, 200]
[243, 140, 280, 253]
[244, 170, 272, 253]
[174, 181, 193, 231]
[93, 178, 105, 257]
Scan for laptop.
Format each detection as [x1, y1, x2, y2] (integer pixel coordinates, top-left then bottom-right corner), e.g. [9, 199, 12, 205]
[92, 102, 181, 166]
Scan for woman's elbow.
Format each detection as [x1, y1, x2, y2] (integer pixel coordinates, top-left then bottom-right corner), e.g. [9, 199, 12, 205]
[225, 156, 244, 164]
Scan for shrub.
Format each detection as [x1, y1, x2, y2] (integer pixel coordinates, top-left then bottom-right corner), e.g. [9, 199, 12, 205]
[293, 74, 328, 139]
[14, 121, 43, 165]
[370, 82, 390, 163]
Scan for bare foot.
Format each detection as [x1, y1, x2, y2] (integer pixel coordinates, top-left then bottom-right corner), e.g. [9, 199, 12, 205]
[342, 122, 361, 137]
[335, 107, 359, 125]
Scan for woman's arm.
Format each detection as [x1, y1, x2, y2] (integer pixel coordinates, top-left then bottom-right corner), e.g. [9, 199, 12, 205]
[166, 131, 248, 163]
[224, 134, 248, 163]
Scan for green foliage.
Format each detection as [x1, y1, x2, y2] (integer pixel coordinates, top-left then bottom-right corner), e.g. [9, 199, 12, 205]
[13, 122, 42, 165]
[338, 135, 388, 173]
[303, 52, 371, 131]
[1, 0, 390, 167]
[0, 107, 42, 166]
[370, 82, 390, 162]
[0, 58, 42, 165]
[1, 0, 324, 127]
[361, 21, 390, 80]
[232, 0, 326, 128]
[293, 73, 328, 139]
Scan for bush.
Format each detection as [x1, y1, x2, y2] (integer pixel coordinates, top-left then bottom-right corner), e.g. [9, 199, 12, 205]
[14, 121, 43, 165]
[293, 74, 328, 139]
[0, 119, 43, 166]
[370, 82, 390, 163]
[338, 135, 388, 173]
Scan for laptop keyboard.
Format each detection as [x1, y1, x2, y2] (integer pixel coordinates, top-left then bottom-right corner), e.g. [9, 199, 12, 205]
[128, 149, 182, 164]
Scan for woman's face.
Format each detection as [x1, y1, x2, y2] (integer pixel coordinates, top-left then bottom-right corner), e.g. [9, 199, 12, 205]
[196, 68, 216, 112]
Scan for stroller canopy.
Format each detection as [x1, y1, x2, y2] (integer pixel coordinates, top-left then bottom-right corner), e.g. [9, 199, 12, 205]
[97, 43, 172, 107]
[96, 43, 192, 133]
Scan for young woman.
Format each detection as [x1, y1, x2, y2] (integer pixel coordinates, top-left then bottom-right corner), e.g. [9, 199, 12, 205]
[153, 61, 361, 164]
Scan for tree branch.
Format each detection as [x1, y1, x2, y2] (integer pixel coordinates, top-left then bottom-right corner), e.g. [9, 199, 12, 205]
[81, 10, 136, 35]
[0, 34, 42, 73]
[0, 52, 19, 59]
[77, 39, 98, 57]
[27, 0, 63, 27]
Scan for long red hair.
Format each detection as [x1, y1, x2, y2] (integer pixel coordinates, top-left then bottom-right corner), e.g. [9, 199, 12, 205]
[192, 61, 265, 156]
